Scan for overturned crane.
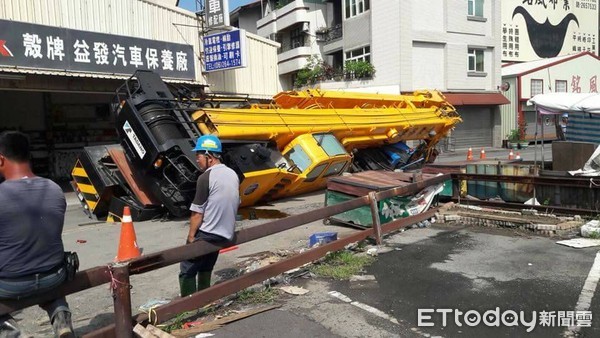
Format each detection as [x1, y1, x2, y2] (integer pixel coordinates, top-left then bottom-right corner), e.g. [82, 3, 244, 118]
[71, 71, 461, 220]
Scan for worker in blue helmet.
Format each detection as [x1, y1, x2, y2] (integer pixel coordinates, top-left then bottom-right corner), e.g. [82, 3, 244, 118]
[191, 134, 223, 171]
[179, 134, 240, 297]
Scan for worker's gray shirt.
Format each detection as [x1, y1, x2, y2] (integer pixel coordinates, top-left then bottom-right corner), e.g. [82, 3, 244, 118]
[190, 164, 239, 241]
[0, 177, 66, 278]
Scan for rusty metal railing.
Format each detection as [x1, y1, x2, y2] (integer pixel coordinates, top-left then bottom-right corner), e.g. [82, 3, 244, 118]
[5, 171, 599, 336]
[0, 174, 449, 337]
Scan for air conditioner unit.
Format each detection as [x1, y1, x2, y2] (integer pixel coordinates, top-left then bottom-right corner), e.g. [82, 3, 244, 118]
[302, 22, 310, 32]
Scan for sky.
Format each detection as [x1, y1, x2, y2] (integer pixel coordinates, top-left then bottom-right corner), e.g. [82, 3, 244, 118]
[177, 0, 255, 13]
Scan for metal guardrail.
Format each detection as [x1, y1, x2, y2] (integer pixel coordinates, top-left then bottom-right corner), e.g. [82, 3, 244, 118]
[452, 173, 600, 189]
[0, 174, 450, 337]
[4, 172, 599, 336]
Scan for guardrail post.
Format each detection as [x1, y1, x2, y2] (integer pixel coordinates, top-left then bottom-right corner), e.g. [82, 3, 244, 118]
[368, 191, 382, 245]
[111, 262, 133, 338]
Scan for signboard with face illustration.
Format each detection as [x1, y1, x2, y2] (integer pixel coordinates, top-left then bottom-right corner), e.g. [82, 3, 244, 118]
[501, 0, 598, 61]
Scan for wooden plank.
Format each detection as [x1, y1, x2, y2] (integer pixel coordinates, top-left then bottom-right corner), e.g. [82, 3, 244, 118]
[170, 323, 223, 337]
[327, 181, 375, 197]
[133, 323, 159, 338]
[146, 324, 176, 338]
[107, 148, 160, 206]
[337, 173, 389, 186]
[170, 305, 281, 337]
[329, 172, 398, 190]
[328, 170, 433, 196]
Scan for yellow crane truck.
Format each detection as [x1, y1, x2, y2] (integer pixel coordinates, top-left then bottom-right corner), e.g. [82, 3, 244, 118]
[71, 71, 461, 220]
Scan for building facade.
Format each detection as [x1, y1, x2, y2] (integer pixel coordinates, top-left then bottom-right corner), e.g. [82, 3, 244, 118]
[501, 52, 600, 141]
[0, 0, 280, 180]
[233, 0, 508, 148]
[253, 0, 328, 89]
[499, 0, 599, 144]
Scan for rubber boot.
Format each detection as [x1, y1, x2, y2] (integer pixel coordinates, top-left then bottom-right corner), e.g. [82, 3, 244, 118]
[197, 271, 212, 291]
[179, 276, 197, 297]
[51, 311, 75, 338]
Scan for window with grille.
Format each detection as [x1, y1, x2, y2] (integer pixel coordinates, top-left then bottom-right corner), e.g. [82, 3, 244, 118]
[290, 27, 304, 49]
[555, 80, 567, 93]
[531, 79, 544, 96]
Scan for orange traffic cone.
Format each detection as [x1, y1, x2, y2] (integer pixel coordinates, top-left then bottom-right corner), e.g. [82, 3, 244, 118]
[508, 149, 514, 160]
[515, 152, 521, 160]
[115, 206, 141, 262]
[480, 148, 486, 160]
[466, 147, 473, 161]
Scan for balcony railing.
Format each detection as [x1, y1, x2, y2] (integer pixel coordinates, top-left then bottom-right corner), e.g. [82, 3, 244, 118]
[279, 39, 311, 53]
[316, 24, 343, 43]
[326, 24, 343, 42]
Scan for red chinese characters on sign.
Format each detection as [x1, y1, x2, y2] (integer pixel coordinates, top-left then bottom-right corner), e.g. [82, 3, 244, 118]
[571, 75, 581, 93]
[591, 75, 598, 93]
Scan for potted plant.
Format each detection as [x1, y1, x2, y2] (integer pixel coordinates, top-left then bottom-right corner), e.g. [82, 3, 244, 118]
[507, 129, 520, 149]
[294, 55, 335, 88]
[344, 60, 375, 80]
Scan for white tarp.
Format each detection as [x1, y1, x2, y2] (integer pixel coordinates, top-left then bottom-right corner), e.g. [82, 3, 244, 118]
[568, 145, 600, 176]
[527, 93, 600, 114]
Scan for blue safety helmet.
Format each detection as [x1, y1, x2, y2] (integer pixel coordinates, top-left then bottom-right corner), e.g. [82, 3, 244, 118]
[193, 134, 222, 153]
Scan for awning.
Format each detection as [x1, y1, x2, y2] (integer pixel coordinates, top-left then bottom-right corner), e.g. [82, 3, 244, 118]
[443, 92, 510, 106]
[528, 93, 600, 114]
[0, 67, 202, 85]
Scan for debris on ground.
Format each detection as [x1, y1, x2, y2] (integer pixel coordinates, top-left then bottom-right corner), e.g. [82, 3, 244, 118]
[437, 204, 585, 236]
[349, 275, 379, 289]
[237, 250, 295, 274]
[169, 305, 281, 337]
[134, 323, 175, 337]
[557, 238, 600, 248]
[344, 241, 360, 251]
[581, 220, 600, 238]
[139, 299, 171, 312]
[309, 232, 338, 247]
[181, 321, 203, 329]
[237, 287, 279, 304]
[279, 286, 310, 295]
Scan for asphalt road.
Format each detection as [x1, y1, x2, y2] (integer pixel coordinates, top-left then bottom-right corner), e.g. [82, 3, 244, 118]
[336, 226, 598, 337]
[210, 225, 600, 338]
